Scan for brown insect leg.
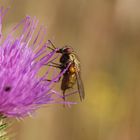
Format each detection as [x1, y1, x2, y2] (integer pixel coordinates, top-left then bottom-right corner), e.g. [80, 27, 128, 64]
[62, 90, 66, 101]
[44, 76, 61, 83]
[62, 90, 67, 108]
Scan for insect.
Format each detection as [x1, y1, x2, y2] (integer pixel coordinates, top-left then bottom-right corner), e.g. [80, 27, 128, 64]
[47, 40, 85, 101]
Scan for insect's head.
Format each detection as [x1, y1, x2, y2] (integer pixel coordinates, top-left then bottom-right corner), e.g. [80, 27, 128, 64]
[47, 40, 74, 54]
[56, 46, 74, 54]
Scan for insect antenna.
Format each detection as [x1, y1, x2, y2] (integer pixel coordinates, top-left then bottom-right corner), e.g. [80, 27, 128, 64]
[47, 40, 57, 51]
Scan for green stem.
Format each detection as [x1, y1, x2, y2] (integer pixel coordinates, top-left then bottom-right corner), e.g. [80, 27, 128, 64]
[0, 115, 9, 140]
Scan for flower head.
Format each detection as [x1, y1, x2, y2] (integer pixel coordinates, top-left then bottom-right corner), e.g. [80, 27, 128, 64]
[0, 8, 65, 118]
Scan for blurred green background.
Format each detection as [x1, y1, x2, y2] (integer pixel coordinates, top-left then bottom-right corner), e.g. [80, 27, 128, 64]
[2, 0, 140, 140]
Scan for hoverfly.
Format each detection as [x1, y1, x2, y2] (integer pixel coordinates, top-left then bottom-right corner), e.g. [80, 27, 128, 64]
[47, 40, 85, 101]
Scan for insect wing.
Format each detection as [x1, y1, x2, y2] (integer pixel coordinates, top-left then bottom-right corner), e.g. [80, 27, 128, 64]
[75, 71, 85, 101]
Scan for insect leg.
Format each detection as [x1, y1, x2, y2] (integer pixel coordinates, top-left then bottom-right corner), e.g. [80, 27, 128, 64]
[63, 90, 66, 101]
[47, 64, 61, 68]
[51, 62, 60, 65]
[62, 90, 67, 107]
[44, 76, 61, 83]
[46, 62, 62, 68]
[43, 68, 63, 83]
[45, 61, 62, 68]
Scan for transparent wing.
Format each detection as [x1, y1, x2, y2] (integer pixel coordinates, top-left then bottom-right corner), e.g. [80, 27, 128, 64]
[75, 71, 85, 101]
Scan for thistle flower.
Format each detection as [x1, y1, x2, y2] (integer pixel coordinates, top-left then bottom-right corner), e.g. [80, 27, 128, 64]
[0, 7, 65, 118]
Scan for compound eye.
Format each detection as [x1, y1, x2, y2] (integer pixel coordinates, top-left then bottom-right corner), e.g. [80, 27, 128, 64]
[66, 47, 73, 53]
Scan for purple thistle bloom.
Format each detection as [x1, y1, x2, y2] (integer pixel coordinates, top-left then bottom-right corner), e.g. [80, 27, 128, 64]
[0, 8, 66, 118]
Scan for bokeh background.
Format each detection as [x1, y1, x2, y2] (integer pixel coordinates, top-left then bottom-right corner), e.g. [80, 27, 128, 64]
[1, 0, 140, 140]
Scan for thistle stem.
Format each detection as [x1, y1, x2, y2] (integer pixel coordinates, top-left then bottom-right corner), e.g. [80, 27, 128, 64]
[0, 115, 9, 140]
